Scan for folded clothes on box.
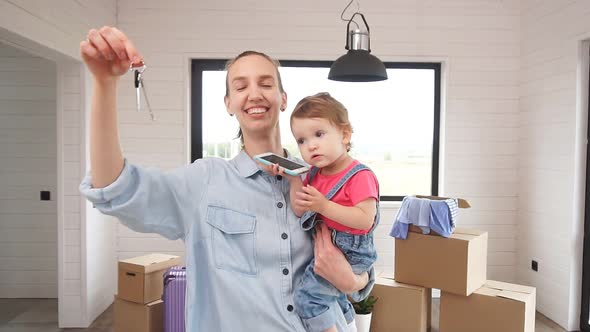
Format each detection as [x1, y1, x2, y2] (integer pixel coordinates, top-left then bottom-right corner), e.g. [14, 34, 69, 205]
[390, 195, 461, 239]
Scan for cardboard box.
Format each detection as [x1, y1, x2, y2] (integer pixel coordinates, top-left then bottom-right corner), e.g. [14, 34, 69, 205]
[439, 280, 536, 332]
[394, 228, 487, 296]
[118, 253, 181, 304]
[114, 296, 163, 332]
[370, 277, 431, 332]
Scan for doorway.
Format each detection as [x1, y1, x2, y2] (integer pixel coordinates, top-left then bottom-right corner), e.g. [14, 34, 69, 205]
[0, 41, 58, 299]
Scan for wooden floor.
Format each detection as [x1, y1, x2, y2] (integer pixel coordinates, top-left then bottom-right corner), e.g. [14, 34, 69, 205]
[0, 298, 571, 331]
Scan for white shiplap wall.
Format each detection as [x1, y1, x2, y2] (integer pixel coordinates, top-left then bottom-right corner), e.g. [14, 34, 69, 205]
[518, 1, 590, 330]
[0, 0, 116, 327]
[115, 0, 520, 284]
[0, 42, 57, 298]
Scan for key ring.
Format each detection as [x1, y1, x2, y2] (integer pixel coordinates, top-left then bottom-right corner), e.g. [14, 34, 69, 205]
[130, 61, 155, 121]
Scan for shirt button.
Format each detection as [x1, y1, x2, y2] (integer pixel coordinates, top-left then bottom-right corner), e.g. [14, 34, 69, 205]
[277, 202, 284, 208]
[276, 175, 283, 181]
[287, 305, 294, 312]
[282, 268, 289, 275]
[281, 233, 288, 240]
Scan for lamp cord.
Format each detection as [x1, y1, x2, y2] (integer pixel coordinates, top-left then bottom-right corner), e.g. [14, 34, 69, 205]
[340, 0, 360, 29]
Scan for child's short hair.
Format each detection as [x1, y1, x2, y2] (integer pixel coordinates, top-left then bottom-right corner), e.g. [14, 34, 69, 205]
[290, 92, 353, 151]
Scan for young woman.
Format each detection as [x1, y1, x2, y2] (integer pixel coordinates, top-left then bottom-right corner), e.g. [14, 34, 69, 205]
[78, 26, 374, 331]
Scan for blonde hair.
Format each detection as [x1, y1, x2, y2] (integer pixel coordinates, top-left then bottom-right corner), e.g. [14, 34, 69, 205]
[290, 92, 353, 151]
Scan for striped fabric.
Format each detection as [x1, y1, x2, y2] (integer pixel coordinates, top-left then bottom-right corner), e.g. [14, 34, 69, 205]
[445, 198, 459, 227]
[163, 266, 187, 332]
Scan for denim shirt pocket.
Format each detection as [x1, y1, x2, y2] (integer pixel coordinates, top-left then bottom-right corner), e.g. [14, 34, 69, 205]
[206, 205, 258, 276]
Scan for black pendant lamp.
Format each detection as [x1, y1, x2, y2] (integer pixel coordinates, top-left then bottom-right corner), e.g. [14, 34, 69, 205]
[328, 12, 387, 82]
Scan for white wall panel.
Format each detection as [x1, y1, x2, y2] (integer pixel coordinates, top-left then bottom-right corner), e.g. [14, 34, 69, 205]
[0, 42, 57, 299]
[519, 1, 590, 329]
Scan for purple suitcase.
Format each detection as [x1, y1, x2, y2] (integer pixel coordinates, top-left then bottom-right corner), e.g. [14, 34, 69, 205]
[163, 266, 186, 332]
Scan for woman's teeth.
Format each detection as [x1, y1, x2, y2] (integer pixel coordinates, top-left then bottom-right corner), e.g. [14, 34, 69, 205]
[246, 107, 267, 114]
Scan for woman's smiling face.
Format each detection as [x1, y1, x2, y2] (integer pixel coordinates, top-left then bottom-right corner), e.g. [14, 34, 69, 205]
[224, 54, 287, 138]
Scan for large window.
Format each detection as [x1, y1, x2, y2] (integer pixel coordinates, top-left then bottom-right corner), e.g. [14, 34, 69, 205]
[191, 60, 440, 201]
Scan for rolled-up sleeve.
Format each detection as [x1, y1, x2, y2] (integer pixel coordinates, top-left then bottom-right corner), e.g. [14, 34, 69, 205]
[80, 159, 136, 205]
[79, 159, 207, 240]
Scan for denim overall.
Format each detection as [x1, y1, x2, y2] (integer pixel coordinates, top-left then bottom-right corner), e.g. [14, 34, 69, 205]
[294, 163, 380, 331]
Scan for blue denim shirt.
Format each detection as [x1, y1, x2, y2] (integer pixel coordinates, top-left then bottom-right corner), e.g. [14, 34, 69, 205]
[79, 151, 374, 332]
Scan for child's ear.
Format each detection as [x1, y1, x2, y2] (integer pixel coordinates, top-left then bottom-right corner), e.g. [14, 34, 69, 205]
[342, 128, 352, 144]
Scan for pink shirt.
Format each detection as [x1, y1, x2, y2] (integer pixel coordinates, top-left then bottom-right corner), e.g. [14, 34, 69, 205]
[304, 160, 379, 235]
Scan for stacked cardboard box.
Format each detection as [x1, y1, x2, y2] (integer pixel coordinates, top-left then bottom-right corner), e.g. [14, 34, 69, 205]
[370, 277, 431, 332]
[371, 196, 536, 332]
[395, 226, 487, 296]
[114, 253, 181, 332]
[440, 280, 536, 332]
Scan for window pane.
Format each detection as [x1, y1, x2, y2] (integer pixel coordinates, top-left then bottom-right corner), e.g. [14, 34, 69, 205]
[202, 71, 242, 159]
[199, 65, 437, 198]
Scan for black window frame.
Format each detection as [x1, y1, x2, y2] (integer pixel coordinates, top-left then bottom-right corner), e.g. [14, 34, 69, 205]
[191, 59, 441, 201]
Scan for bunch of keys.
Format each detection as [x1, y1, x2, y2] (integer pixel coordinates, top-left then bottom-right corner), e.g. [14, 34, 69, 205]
[131, 61, 155, 121]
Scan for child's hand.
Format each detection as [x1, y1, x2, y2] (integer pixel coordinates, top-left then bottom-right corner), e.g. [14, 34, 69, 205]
[295, 185, 328, 214]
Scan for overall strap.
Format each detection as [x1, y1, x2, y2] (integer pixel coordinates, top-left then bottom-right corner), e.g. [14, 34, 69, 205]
[300, 163, 379, 232]
[327, 164, 370, 200]
[329, 163, 381, 234]
[306, 166, 321, 184]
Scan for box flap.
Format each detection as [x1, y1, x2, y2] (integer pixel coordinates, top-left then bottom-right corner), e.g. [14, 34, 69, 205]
[452, 228, 486, 237]
[147, 299, 163, 307]
[407, 226, 486, 239]
[119, 253, 181, 274]
[415, 195, 470, 208]
[496, 290, 532, 303]
[377, 277, 426, 292]
[485, 280, 535, 294]
[476, 280, 536, 303]
[474, 287, 500, 297]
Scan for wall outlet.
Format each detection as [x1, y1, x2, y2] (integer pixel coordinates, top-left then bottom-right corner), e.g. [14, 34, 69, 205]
[531, 260, 538, 272]
[40, 190, 51, 201]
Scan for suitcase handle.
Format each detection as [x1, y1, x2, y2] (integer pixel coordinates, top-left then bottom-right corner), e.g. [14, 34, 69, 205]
[163, 267, 186, 286]
[164, 274, 176, 286]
